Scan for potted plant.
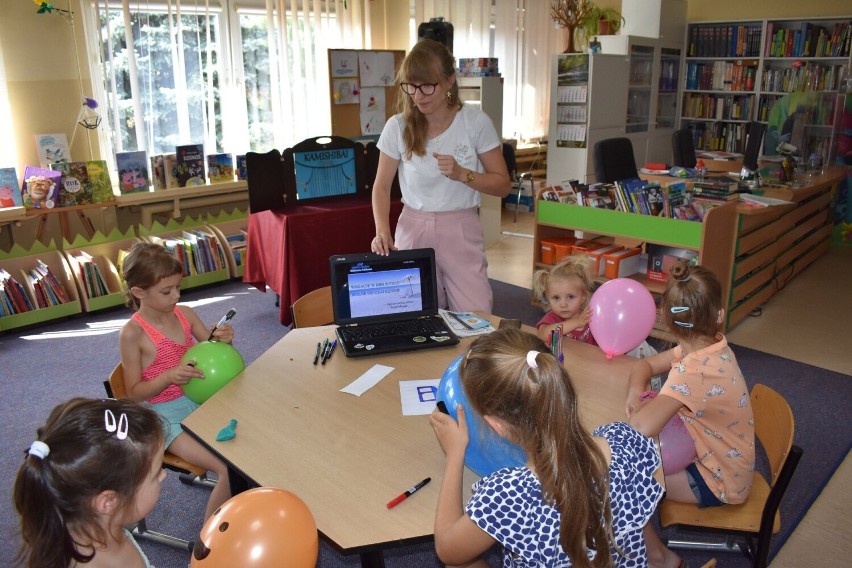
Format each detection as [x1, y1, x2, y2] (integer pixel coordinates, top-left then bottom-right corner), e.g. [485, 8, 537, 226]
[581, 5, 624, 38]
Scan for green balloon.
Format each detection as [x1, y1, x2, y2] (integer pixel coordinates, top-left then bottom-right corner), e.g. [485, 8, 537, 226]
[179, 341, 245, 404]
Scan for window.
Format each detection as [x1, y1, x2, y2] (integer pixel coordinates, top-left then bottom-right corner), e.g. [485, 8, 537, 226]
[83, 0, 366, 165]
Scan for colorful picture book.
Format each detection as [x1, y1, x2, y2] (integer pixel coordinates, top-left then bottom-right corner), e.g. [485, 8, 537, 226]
[116, 151, 150, 193]
[34, 133, 71, 167]
[0, 168, 23, 208]
[236, 155, 248, 180]
[50, 161, 93, 207]
[84, 160, 115, 204]
[207, 153, 234, 183]
[21, 166, 62, 209]
[0, 268, 35, 315]
[175, 144, 206, 187]
[150, 155, 167, 190]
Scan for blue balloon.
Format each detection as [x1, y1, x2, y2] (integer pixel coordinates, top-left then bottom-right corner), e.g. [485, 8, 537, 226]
[436, 354, 526, 476]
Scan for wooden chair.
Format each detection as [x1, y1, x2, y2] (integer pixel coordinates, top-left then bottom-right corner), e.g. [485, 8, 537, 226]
[104, 364, 216, 551]
[661, 384, 803, 568]
[290, 286, 334, 328]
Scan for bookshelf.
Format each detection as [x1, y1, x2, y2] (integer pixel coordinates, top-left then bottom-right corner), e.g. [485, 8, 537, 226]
[62, 235, 140, 313]
[680, 17, 851, 165]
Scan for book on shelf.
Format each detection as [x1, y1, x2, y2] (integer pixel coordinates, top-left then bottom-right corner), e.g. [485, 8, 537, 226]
[0, 167, 23, 208]
[0, 268, 35, 315]
[71, 251, 110, 299]
[541, 183, 579, 205]
[50, 161, 93, 207]
[34, 133, 71, 167]
[150, 155, 167, 190]
[116, 151, 150, 193]
[663, 181, 688, 219]
[175, 144, 206, 187]
[207, 153, 234, 183]
[224, 231, 247, 266]
[739, 193, 794, 208]
[21, 166, 62, 209]
[580, 184, 616, 209]
[26, 260, 71, 308]
[85, 160, 116, 204]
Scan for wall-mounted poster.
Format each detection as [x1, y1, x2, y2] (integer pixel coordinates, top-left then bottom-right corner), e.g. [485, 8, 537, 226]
[331, 50, 358, 77]
[359, 51, 395, 86]
[333, 78, 360, 105]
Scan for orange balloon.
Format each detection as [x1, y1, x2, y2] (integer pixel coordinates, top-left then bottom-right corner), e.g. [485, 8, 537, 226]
[191, 487, 318, 568]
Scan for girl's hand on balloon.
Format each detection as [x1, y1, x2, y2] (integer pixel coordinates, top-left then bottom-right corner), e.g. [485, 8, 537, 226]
[171, 362, 204, 385]
[563, 306, 592, 333]
[210, 323, 234, 344]
[430, 404, 469, 460]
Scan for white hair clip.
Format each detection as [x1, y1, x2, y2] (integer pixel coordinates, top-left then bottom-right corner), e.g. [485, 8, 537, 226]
[104, 409, 129, 440]
[670, 306, 690, 314]
[674, 321, 695, 328]
[526, 350, 539, 369]
[28, 441, 50, 459]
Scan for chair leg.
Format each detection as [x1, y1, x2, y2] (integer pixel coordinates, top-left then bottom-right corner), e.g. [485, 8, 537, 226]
[666, 534, 751, 556]
[131, 518, 194, 552]
[178, 471, 218, 489]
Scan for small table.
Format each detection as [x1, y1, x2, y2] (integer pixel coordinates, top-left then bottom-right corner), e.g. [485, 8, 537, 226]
[243, 196, 403, 325]
[182, 317, 641, 567]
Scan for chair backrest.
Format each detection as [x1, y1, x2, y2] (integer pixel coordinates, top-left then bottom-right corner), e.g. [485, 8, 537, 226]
[593, 137, 639, 183]
[672, 129, 697, 168]
[750, 383, 795, 485]
[107, 363, 128, 398]
[502, 142, 517, 179]
[291, 286, 334, 328]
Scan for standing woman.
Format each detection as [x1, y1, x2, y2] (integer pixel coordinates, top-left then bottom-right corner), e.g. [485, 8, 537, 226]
[371, 39, 510, 313]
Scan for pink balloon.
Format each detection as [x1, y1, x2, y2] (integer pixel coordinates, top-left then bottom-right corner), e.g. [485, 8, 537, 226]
[589, 278, 657, 358]
[659, 413, 697, 475]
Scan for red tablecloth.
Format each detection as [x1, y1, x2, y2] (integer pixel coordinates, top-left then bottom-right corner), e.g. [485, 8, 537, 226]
[244, 196, 403, 325]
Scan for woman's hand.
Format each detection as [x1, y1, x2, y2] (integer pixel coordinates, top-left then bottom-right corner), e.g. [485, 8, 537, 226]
[169, 362, 205, 386]
[371, 233, 396, 256]
[430, 404, 469, 462]
[432, 153, 462, 181]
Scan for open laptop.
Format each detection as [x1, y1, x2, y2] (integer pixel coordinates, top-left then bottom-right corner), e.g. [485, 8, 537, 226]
[329, 248, 459, 357]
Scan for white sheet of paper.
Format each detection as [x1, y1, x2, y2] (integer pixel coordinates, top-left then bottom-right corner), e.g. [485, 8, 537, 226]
[341, 364, 394, 396]
[399, 379, 441, 416]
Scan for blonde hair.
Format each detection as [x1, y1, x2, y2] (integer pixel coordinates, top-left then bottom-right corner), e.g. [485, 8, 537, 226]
[394, 39, 462, 159]
[461, 329, 616, 567]
[661, 261, 723, 341]
[532, 254, 595, 306]
[120, 242, 183, 309]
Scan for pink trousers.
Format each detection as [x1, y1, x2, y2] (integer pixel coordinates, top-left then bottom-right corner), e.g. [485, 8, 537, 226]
[394, 206, 492, 313]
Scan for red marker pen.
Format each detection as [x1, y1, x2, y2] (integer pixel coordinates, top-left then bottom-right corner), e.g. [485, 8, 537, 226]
[386, 477, 431, 509]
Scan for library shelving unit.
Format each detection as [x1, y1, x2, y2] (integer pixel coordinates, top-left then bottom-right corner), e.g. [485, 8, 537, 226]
[532, 192, 738, 338]
[680, 17, 851, 164]
[204, 213, 248, 279]
[138, 217, 231, 289]
[0, 242, 82, 331]
[61, 229, 141, 313]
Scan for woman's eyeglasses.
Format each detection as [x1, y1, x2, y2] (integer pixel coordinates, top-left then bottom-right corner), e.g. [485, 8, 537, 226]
[400, 82, 438, 96]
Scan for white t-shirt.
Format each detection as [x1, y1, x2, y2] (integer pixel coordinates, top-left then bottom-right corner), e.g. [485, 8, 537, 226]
[377, 106, 501, 212]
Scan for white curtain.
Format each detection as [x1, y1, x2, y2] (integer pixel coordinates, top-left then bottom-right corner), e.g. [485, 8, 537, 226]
[412, 0, 491, 58]
[495, 0, 567, 143]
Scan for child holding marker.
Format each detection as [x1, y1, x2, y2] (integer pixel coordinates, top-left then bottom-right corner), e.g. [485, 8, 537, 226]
[118, 241, 233, 519]
[532, 255, 597, 346]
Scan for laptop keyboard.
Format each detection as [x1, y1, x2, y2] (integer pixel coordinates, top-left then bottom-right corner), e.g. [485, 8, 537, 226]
[339, 318, 448, 342]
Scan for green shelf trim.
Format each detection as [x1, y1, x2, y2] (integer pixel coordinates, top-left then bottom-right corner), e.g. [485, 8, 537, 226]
[0, 301, 82, 331]
[537, 202, 703, 248]
[138, 214, 208, 236]
[86, 293, 125, 312]
[64, 226, 138, 249]
[206, 209, 248, 224]
[182, 269, 230, 289]
[0, 239, 62, 261]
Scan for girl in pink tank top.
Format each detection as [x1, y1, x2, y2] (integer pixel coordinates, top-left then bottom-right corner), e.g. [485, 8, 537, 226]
[118, 242, 235, 521]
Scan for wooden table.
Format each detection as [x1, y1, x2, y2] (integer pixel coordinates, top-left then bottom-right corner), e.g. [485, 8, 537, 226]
[182, 317, 640, 567]
[242, 196, 404, 326]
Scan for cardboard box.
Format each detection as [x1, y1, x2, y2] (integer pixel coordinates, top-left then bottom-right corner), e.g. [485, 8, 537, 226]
[540, 237, 576, 265]
[646, 245, 699, 282]
[603, 247, 643, 279]
[585, 244, 625, 276]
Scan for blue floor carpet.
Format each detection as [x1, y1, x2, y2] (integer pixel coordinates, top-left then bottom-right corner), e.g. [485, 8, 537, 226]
[1, 278, 848, 567]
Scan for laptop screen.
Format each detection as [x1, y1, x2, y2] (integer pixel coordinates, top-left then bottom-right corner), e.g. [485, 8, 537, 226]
[329, 249, 440, 326]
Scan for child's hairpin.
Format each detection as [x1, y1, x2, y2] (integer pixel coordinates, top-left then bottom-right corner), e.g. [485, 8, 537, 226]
[28, 441, 50, 459]
[526, 350, 539, 369]
[670, 306, 690, 314]
[104, 409, 129, 440]
[674, 321, 694, 328]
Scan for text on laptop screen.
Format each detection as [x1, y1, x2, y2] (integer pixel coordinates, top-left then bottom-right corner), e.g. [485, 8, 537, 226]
[349, 267, 423, 318]
[330, 251, 439, 324]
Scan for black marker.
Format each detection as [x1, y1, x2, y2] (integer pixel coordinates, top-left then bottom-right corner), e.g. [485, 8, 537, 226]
[208, 308, 236, 341]
[436, 400, 449, 414]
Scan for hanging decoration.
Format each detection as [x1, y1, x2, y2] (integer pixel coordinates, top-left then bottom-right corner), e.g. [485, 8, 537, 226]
[70, 98, 101, 149]
[33, 0, 73, 23]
